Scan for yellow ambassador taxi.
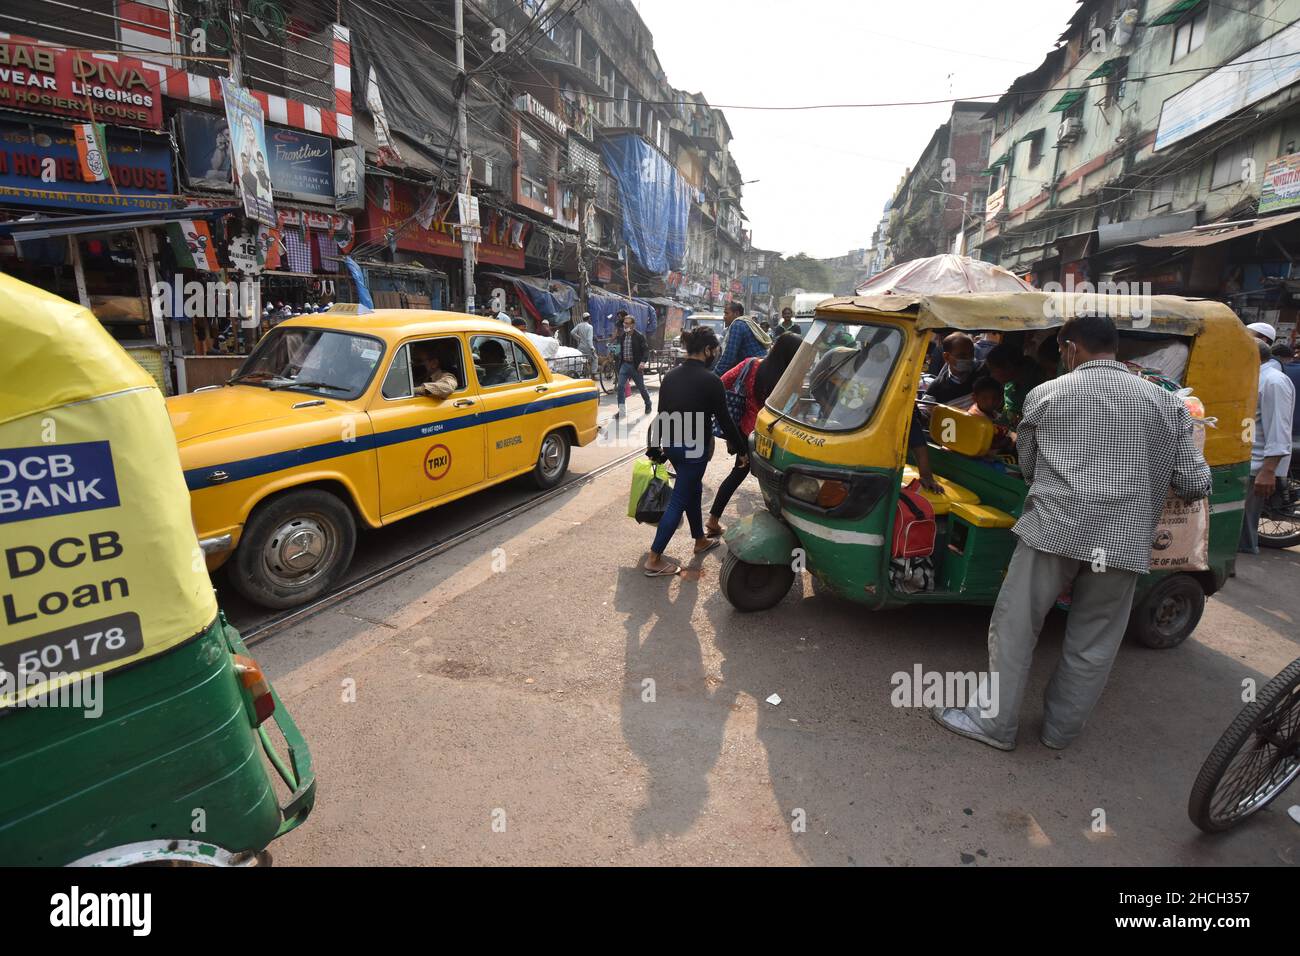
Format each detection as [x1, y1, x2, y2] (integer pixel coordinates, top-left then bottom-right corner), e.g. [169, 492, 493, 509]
[168, 309, 600, 609]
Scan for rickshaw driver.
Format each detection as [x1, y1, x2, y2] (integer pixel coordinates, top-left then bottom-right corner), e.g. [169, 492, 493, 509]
[808, 340, 894, 428]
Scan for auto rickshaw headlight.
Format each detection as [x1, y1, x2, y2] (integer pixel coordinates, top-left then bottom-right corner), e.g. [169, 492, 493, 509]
[786, 474, 823, 503]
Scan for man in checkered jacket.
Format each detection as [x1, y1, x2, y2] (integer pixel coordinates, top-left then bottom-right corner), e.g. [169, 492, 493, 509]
[934, 314, 1212, 752]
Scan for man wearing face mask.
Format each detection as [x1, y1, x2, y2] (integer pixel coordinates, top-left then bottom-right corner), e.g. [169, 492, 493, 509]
[933, 314, 1211, 753]
[927, 331, 984, 405]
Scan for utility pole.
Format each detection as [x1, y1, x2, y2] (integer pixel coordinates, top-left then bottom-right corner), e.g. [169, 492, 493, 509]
[454, 0, 475, 311]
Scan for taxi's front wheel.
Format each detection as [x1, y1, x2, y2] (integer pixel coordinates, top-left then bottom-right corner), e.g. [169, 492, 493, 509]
[530, 430, 571, 489]
[230, 489, 357, 610]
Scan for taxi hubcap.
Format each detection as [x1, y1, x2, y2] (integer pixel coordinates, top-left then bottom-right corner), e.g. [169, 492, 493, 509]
[265, 516, 334, 585]
[540, 437, 563, 477]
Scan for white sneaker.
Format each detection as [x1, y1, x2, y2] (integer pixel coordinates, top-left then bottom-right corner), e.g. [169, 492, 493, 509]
[931, 706, 1015, 751]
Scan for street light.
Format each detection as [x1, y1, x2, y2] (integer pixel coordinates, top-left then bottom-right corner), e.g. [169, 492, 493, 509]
[931, 188, 971, 255]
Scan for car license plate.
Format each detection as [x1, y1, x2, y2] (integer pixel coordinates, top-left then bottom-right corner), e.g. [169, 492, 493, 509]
[755, 433, 773, 459]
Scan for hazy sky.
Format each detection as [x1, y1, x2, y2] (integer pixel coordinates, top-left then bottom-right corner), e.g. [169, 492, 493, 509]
[634, 0, 1081, 259]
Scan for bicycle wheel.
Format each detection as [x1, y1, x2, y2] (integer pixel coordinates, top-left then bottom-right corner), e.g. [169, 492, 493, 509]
[1259, 476, 1300, 549]
[598, 357, 617, 394]
[1188, 657, 1300, 832]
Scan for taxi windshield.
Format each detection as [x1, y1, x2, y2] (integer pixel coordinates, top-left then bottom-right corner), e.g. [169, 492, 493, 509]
[231, 327, 384, 399]
[766, 320, 903, 432]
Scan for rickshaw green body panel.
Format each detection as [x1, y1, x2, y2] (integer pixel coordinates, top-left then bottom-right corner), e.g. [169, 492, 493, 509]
[723, 511, 800, 566]
[0, 615, 315, 866]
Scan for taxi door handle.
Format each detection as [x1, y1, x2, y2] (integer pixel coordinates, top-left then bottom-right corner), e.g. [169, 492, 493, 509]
[452, 398, 476, 408]
[535, 385, 549, 393]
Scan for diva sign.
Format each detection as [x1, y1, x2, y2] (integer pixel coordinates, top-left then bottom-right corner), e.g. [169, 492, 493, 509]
[0, 40, 162, 129]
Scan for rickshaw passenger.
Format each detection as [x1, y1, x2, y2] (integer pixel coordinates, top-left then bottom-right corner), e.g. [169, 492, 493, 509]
[927, 331, 985, 405]
[985, 344, 1045, 425]
[970, 376, 1015, 455]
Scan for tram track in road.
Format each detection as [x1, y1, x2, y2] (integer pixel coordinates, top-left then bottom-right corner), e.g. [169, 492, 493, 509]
[239, 443, 644, 648]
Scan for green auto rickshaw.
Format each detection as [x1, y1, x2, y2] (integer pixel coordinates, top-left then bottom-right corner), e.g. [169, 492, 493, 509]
[721, 291, 1256, 649]
[0, 274, 314, 865]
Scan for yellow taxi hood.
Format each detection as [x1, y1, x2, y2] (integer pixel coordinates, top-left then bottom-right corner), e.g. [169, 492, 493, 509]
[168, 385, 319, 444]
[1, 273, 155, 426]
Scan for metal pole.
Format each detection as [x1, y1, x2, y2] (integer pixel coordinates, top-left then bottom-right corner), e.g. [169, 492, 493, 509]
[455, 0, 475, 312]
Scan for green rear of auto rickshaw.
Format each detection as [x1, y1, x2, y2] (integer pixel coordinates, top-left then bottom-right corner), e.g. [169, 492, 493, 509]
[722, 291, 1257, 650]
[0, 275, 314, 866]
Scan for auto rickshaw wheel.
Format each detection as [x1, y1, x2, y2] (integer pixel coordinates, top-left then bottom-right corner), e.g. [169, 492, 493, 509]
[1126, 574, 1205, 649]
[721, 552, 795, 612]
[232, 489, 357, 609]
[530, 430, 571, 489]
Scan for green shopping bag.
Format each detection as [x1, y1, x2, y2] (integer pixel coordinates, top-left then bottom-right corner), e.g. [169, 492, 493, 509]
[628, 457, 672, 520]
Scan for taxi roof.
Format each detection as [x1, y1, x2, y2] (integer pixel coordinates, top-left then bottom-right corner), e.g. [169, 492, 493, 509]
[277, 308, 523, 341]
[816, 292, 1238, 336]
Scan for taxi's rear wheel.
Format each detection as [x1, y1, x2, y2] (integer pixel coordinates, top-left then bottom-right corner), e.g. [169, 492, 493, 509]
[231, 489, 356, 609]
[531, 430, 570, 489]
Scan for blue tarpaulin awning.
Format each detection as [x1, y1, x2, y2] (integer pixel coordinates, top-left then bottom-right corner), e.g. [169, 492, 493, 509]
[598, 134, 690, 275]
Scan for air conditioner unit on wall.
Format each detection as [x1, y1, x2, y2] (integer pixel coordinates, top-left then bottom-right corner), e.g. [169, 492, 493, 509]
[1058, 117, 1084, 144]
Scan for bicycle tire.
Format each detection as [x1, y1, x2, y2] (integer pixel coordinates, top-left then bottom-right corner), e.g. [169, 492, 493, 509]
[1259, 476, 1300, 549]
[1187, 657, 1300, 833]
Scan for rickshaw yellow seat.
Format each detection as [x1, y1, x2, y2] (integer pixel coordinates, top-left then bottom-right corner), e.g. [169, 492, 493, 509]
[930, 405, 995, 458]
[949, 501, 1016, 529]
[901, 466, 981, 516]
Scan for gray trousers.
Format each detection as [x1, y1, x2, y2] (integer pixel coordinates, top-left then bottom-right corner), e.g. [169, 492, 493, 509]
[966, 540, 1139, 747]
[1239, 472, 1263, 554]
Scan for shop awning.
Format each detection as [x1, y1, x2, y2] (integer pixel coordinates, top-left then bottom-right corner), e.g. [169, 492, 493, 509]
[0, 206, 239, 240]
[1135, 209, 1300, 248]
[1048, 90, 1086, 113]
[1150, 0, 1204, 27]
[1084, 56, 1128, 81]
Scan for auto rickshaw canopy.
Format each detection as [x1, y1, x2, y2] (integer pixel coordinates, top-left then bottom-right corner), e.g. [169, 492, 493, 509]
[1, 274, 217, 707]
[815, 291, 1233, 336]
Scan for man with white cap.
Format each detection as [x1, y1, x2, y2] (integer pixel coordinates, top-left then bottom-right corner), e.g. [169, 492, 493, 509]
[1241, 336, 1295, 554]
[1247, 321, 1277, 344]
[572, 310, 596, 380]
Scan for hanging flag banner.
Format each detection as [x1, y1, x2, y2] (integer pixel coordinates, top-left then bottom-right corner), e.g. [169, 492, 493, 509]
[255, 223, 283, 270]
[72, 122, 109, 182]
[219, 77, 275, 226]
[365, 66, 402, 167]
[166, 219, 221, 271]
[335, 144, 365, 211]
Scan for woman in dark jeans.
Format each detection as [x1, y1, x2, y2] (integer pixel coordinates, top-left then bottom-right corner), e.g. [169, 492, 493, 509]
[705, 332, 802, 537]
[644, 327, 745, 577]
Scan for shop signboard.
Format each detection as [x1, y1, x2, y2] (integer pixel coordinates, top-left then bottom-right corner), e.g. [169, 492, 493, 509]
[0, 40, 162, 129]
[359, 181, 523, 269]
[0, 120, 172, 212]
[1259, 152, 1300, 215]
[267, 127, 334, 203]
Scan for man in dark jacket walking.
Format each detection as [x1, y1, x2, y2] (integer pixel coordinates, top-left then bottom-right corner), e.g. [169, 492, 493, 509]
[615, 310, 652, 416]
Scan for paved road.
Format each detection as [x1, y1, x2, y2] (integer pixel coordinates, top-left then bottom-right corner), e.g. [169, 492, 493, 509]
[254, 427, 1300, 866]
